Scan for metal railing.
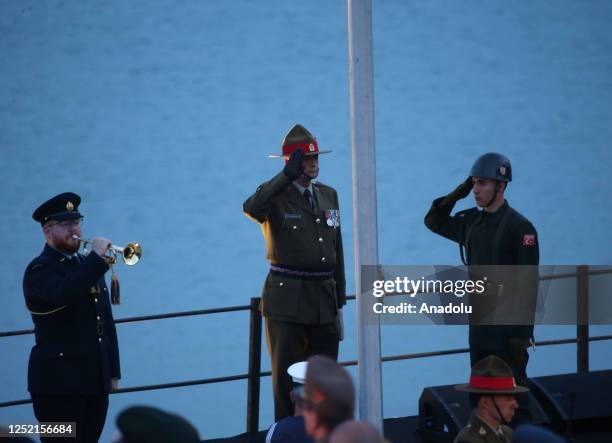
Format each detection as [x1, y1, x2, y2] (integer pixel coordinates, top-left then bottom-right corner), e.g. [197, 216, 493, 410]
[1, 266, 611, 436]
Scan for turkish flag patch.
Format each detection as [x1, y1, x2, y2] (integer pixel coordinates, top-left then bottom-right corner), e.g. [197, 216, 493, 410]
[523, 234, 535, 246]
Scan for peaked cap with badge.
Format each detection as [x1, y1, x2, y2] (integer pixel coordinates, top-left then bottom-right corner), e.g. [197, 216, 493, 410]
[269, 124, 332, 159]
[455, 355, 528, 395]
[32, 192, 82, 224]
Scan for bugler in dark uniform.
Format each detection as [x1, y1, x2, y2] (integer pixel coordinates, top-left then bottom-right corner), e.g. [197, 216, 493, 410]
[244, 124, 346, 421]
[24, 192, 121, 443]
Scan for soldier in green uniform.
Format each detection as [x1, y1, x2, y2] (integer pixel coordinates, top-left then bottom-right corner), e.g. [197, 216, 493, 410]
[244, 124, 346, 421]
[454, 356, 528, 443]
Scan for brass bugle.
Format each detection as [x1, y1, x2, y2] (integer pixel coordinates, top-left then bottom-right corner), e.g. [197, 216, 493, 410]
[72, 235, 142, 265]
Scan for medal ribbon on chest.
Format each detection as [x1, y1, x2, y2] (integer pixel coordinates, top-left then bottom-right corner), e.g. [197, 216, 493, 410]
[324, 209, 340, 228]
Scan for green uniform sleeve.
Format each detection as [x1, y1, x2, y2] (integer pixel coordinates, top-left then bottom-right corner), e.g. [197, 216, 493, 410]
[243, 172, 292, 223]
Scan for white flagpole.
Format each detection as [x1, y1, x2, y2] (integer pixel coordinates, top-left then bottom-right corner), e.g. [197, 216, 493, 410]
[347, 0, 383, 431]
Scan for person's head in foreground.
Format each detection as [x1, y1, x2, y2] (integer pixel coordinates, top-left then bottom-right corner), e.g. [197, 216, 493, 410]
[298, 355, 355, 442]
[113, 405, 200, 443]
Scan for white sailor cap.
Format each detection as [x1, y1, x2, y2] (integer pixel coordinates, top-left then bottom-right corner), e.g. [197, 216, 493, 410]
[287, 361, 308, 385]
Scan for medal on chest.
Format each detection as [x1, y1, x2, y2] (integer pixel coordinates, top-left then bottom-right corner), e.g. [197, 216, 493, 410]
[324, 209, 340, 228]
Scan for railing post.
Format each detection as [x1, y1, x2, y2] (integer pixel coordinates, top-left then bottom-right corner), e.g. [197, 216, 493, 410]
[577, 265, 589, 372]
[247, 297, 263, 437]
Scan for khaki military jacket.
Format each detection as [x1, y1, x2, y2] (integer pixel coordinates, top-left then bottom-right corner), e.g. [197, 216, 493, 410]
[244, 172, 346, 324]
[454, 413, 512, 443]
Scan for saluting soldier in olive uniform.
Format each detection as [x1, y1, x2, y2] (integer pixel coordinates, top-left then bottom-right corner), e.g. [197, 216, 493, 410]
[424, 153, 539, 389]
[244, 124, 346, 421]
[24, 193, 121, 443]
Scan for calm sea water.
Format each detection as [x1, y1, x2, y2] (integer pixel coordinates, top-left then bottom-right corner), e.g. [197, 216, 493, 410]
[1, 1, 611, 441]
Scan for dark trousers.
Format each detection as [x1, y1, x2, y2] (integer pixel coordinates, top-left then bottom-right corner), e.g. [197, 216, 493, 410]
[266, 318, 339, 421]
[31, 393, 109, 443]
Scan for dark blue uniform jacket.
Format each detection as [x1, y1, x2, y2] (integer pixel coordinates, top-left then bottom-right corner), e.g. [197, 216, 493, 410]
[23, 244, 121, 395]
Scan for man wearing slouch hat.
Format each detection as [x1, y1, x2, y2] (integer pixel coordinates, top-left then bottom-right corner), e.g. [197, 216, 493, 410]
[244, 125, 346, 421]
[454, 356, 528, 443]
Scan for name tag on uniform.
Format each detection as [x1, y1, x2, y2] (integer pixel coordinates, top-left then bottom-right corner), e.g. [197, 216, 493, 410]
[324, 209, 340, 228]
[284, 213, 302, 220]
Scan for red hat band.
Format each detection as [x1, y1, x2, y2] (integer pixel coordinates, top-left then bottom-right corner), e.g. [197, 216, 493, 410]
[469, 375, 516, 390]
[282, 141, 319, 158]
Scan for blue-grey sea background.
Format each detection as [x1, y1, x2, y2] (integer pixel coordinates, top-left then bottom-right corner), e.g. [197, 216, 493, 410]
[1, 1, 611, 441]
